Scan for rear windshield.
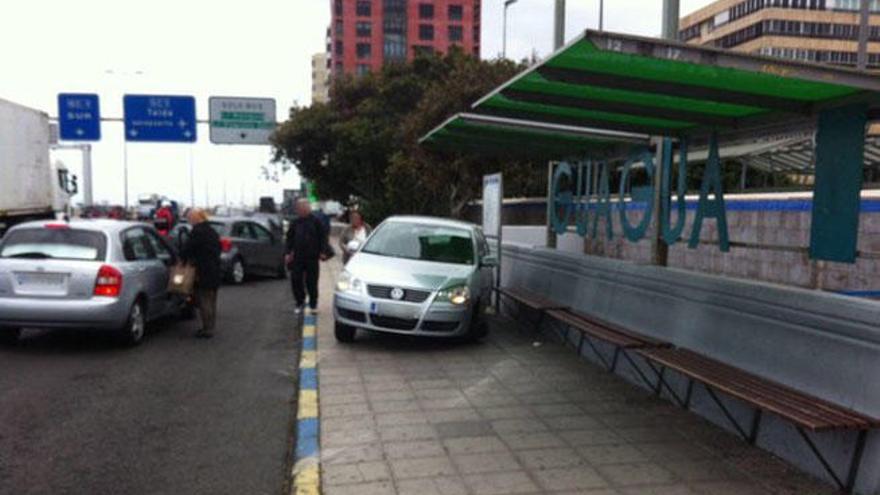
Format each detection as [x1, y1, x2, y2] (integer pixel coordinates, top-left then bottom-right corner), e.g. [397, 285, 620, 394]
[208, 222, 229, 235]
[0, 228, 107, 261]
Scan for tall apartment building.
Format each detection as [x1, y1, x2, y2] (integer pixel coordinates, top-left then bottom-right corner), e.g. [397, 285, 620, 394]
[312, 53, 331, 104]
[680, 0, 880, 69]
[328, 0, 481, 76]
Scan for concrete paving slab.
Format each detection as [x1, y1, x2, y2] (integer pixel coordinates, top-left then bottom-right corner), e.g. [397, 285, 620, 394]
[314, 256, 836, 495]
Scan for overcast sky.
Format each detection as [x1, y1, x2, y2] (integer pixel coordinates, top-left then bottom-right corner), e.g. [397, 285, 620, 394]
[0, 0, 713, 207]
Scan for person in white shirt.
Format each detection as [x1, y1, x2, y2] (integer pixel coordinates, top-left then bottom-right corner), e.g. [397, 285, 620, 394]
[339, 209, 372, 264]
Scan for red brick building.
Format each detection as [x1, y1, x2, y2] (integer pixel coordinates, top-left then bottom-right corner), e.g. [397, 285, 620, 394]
[329, 0, 481, 76]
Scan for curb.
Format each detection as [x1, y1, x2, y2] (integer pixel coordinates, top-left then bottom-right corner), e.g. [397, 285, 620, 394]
[292, 315, 320, 495]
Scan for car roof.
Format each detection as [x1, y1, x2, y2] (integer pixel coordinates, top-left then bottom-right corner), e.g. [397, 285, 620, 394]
[8, 219, 150, 235]
[383, 215, 477, 230]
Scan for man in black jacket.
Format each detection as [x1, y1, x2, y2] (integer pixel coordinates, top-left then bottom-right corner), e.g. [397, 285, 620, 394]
[285, 200, 329, 314]
[181, 208, 222, 338]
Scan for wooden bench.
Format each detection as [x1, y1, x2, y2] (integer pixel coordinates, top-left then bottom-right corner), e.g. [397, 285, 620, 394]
[638, 347, 880, 494]
[496, 287, 568, 328]
[547, 309, 671, 388]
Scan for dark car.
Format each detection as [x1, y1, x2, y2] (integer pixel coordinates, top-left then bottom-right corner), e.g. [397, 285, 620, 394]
[170, 217, 286, 284]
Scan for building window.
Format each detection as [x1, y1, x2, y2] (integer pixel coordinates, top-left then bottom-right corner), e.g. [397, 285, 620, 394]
[474, 26, 480, 43]
[419, 24, 434, 40]
[335, 0, 343, 15]
[419, 3, 434, 19]
[335, 19, 343, 35]
[335, 40, 343, 55]
[356, 64, 371, 75]
[356, 42, 372, 58]
[413, 45, 434, 56]
[356, 21, 372, 37]
[449, 4, 463, 20]
[449, 25, 463, 42]
[384, 35, 407, 60]
[356, 1, 371, 16]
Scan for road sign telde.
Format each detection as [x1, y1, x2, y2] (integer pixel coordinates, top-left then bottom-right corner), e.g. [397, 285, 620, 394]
[209, 97, 276, 145]
[123, 95, 197, 143]
[58, 93, 101, 141]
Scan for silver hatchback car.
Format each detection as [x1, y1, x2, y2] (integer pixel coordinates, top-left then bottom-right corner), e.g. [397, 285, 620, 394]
[0, 219, 187, 345]
[333, 216, 497, 342]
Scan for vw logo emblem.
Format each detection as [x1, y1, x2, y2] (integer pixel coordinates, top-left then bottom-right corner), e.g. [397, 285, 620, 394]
[390, 288, 405, 300]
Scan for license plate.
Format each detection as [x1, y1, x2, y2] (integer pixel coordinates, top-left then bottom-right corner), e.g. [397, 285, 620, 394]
[373, 302, 418, 320]
[16, 272, 67, 292]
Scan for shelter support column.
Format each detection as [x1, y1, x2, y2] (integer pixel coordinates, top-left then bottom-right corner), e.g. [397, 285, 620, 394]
[652, 138, 668, 266]
[809, 104, 867, 263]
[546, 162, 557, 249]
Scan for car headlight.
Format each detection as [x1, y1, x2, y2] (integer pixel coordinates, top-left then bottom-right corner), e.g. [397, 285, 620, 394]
[437, 285, 470, 305]
[336, 270, 364, 293]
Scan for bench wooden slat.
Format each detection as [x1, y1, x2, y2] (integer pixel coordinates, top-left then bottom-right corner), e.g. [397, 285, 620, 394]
[670, 350, 874, 430]
[547, 309, 647, 349]
[563, 310, 671, 349]
[498, 287, 567, 311]
[640, 348, 879, 431]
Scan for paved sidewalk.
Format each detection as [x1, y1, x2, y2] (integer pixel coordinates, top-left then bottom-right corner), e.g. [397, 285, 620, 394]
[314, 259, 832, 495]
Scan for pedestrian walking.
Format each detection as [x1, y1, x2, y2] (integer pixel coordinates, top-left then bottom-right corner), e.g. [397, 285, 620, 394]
[286, 199, 330, 315]
[339, 209, 371, 264]
[181, 208, 222, 338]
[154, 200, 175, 237]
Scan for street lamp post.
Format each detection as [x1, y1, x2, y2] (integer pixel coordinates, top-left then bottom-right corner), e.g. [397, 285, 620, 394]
[599, 0, 604, 31]
[503, 0, 518, 59]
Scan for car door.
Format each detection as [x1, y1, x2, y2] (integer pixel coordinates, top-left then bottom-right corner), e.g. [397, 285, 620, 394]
[121, 227, 165, 320]
[230, 221, 258, 271]
[144, 229, 177, 317]
[249, 222, 280, 273]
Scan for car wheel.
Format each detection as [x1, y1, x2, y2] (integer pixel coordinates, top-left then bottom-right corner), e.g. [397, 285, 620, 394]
[334, 321, 356, 343]
[119, 300, 146, 346]
[230, 258, 246, 285]
[0, 327, 21, 346]
[466, 303, 489, 341]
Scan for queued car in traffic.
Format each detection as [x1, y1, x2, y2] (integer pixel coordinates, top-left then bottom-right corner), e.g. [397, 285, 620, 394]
[170, 217, 286, 284]
[0, 219, 192, 345]
[333, 216, 497, 342]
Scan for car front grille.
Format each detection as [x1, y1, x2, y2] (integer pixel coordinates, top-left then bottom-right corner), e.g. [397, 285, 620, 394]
[337, 308, 367, 322]
[370, 315, 418, 331]
[367, 285, 431, 303]
[421, 320, 460, 333]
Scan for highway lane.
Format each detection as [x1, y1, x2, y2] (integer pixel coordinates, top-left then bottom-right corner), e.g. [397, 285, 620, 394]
[0, 278, 300, 495]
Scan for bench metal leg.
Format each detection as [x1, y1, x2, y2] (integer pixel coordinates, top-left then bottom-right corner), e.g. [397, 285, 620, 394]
[577, 333, 586, 356]
[582, 334, 612, 370]
[704, 385, 750, 441]
[845, 430, 868, 494]
[683, 378, 695, 410]
[640, 358, 687, 408]
[748, 409, 763, 445]
[797, 427, 848, 492]
[620, 349, 662, 394]
[610, 348, 621, 373]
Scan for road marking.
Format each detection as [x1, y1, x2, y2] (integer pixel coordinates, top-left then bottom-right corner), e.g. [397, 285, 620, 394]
[292, 315, 320, 495]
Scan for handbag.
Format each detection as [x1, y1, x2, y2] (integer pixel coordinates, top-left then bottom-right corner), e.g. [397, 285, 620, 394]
[168, 263, 197, 295]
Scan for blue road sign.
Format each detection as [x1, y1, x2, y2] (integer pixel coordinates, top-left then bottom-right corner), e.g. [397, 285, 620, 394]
[123, 95, 197, 143]
[58, 93, 101, 141]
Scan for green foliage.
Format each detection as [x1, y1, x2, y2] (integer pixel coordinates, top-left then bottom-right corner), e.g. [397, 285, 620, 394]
[271, 49, 545, 223]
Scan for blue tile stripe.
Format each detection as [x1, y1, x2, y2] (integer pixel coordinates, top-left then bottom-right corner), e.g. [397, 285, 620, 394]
[291, 314, 320, 495]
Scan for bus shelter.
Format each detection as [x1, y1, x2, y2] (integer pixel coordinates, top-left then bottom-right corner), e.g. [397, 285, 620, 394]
[422, 29, 880, 264]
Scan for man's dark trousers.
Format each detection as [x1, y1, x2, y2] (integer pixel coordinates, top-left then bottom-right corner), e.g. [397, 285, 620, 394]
[291, 258, 320, 309]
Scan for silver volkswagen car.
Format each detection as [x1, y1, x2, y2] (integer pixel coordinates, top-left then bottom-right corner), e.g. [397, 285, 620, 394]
[0, 219, 188, 346]
[333, 216, 497, 342]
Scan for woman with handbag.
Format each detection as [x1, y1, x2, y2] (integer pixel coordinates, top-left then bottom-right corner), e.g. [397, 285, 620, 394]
[181, 208, 222, 339]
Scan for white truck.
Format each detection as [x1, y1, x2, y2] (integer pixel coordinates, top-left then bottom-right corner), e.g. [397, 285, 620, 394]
[0, 98, 75, 236]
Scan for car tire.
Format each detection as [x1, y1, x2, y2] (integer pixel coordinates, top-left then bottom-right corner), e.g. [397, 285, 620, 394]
[466, 304, 489, 342]
[334, 321, 356, 343]
[119, 300, 146, 346]
[229, 258, 246, 285]
[0, 327, 21, 346]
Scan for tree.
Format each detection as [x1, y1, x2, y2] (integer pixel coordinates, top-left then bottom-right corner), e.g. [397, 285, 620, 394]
[271, 49, 546, 223]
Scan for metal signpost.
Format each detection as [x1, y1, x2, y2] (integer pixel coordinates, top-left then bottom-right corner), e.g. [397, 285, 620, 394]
[58, 93, 101, 141]
[209, 97, 276, 145]
[483, 173, 503, 312]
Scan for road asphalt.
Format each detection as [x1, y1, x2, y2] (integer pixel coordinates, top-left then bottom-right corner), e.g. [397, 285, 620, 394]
[0, 278, 301, 495]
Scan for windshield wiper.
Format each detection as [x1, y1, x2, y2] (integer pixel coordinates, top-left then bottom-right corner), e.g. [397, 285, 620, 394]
[5, 252, 53, 259]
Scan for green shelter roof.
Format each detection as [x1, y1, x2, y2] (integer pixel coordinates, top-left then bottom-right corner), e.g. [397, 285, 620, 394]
[421, 30, 880, 158]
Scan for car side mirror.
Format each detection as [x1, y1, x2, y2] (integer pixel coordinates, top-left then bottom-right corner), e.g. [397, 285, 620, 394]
[481, 255, 498, 268]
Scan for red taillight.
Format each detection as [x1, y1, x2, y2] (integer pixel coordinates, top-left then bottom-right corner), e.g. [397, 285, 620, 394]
[94, 265, 123, 297]
[220, 237, 233, 253]
[45, 223, 69, 230]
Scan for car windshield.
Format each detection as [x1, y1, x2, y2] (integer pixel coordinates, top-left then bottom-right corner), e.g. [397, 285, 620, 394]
[0, 228, 107, 261]
[362, 222, 474, 265]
